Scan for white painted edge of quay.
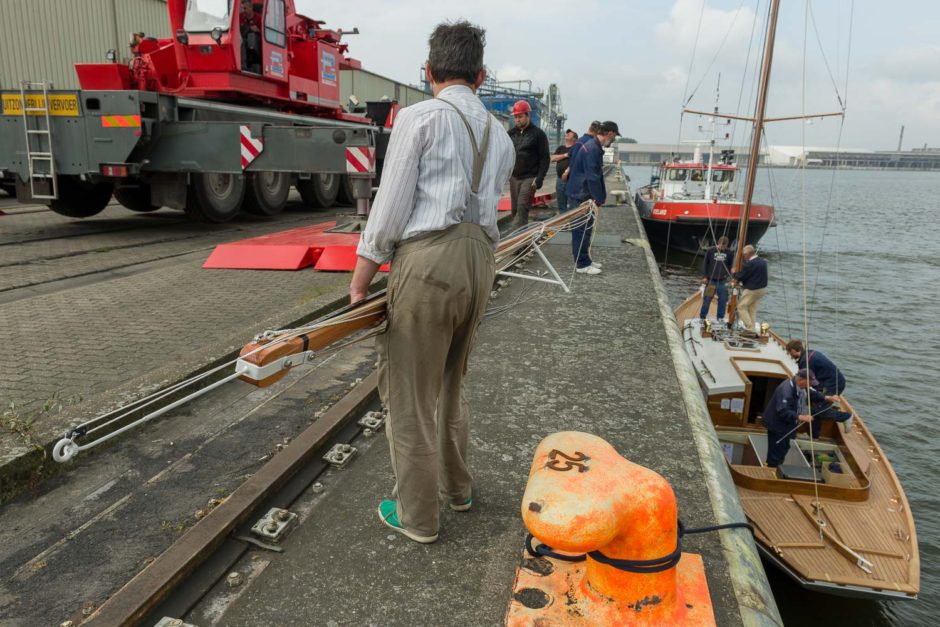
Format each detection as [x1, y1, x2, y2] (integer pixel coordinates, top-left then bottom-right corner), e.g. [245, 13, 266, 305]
[617, 167, 783, 626]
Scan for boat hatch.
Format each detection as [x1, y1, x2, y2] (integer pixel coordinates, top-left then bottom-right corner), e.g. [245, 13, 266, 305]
[743, 372, 785, 424]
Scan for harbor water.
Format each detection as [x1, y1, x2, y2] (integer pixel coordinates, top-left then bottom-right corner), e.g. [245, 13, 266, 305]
[622, 165, 940, 626]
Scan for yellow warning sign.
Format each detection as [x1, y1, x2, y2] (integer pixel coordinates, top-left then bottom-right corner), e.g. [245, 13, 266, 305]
[1, 93, 81, 116]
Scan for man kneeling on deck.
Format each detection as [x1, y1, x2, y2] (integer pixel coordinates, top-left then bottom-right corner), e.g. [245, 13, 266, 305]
[762, 369, 852, 466]
[349, 21, 515, 544]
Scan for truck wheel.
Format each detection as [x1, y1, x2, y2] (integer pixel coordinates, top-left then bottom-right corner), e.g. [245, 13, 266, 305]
[114, 185, 159, 212]
[296, 173, 339, 209]
[185, 172, 245, 223]
[49, 176, 114, 218]
[335, 174, 356, 206]
[243, 171, 290, 216]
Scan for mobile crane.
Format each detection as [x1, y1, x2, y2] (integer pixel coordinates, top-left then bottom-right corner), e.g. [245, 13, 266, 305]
[0, 0, 396, 222]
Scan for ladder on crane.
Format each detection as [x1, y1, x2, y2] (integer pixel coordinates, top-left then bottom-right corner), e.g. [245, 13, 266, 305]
[19, 80, 58, 200]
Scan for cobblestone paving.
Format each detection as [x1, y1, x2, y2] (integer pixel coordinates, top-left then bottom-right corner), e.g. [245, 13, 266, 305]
[1, 199, 360, 458]
[0, 201, 347, 291]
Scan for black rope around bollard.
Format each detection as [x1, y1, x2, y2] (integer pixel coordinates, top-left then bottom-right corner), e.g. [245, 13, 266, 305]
[524, 519, 754, 574]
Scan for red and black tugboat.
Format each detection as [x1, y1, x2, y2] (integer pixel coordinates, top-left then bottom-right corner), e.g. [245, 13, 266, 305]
[635, 146, 775, 254]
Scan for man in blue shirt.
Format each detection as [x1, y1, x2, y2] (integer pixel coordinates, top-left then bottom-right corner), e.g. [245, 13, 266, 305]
[732, 245, 768, 330]
[566, 120, 620, 275]
[699, 236, 731, 320]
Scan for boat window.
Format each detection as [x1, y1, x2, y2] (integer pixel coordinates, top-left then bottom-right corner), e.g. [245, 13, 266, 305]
[712, 170, 734, 182]
[689, 169, 704, 182]
[667, 169, 687, 181]
[184, 0, 232, 32]
[264, 0, 287, 47]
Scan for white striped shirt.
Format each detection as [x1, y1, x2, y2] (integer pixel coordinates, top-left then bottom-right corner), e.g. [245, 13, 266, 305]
[356, 85, 516, 264]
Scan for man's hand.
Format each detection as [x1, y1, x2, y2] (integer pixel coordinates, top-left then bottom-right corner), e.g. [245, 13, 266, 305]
[825, 395, 840, 404]
[349, 256, 381, 304]
[798, 414, 813, 424]
[561, 168, 569, 182]
[534, 179, 543, 191]
[349, 285, 369, 304]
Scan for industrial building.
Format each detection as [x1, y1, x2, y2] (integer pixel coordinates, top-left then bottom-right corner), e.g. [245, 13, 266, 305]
[0, 0, 171, 90]
[617, 143, 761, 166]
[766, 145, 940, 170]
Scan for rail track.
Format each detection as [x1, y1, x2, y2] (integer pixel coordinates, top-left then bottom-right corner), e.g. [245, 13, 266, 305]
[84, 371, 383, 626]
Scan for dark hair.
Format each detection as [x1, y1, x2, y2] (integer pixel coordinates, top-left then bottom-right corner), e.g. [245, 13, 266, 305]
[428, 21, 486, 84]
[588, 120, 602, 133]
[717, 235, 730, 246]
[786, 339, 804, 353]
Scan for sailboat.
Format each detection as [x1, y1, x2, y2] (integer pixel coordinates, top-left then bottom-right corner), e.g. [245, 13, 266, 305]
[673, 0, 919, 600]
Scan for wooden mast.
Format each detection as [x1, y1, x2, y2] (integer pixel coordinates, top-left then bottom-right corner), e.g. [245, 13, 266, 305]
[727, 0, 781, 326]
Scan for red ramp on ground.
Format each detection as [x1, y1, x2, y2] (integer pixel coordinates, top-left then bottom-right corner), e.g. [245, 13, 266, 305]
[497, 190, 555, 212]
[203, 222, 371, 271]
[204, 190, 554, 271]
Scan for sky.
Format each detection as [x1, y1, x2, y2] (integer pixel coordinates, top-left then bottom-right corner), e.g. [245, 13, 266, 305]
[296, 0, 940, 151]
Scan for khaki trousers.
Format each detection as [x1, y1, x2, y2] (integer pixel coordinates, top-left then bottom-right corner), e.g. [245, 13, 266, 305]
[737, 287, 767, 329]
[509, 176, 535, 226]
[377, 223, 496, 536]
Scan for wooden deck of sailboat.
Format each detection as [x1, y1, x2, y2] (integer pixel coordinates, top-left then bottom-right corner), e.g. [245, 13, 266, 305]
[674, 295, 919, 600]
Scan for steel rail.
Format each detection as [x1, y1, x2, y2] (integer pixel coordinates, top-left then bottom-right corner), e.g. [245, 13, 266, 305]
[84, 371, 379, 626]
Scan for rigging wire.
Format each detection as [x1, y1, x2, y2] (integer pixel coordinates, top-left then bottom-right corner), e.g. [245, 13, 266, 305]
[799, 0, 823, 533]
[807, 1, 845, 110]
[683, 0, 751, 108]
[675, 0, 707, 154]
[758, 126, 794, 338]
[730, 0, 764, 148]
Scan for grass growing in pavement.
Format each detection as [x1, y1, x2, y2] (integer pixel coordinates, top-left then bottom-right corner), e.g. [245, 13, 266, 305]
[1, 392, 83, 502]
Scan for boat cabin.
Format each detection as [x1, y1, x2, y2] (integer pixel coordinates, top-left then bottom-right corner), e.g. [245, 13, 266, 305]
[656, 163, 737, 201]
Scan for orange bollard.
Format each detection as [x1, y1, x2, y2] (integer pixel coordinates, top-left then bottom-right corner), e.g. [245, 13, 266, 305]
[505, 432, 715, 626]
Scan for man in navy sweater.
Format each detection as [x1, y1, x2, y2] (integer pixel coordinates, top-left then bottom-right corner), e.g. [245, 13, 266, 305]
[699, 236, 731, 320]
[762, 370, 815, 466]
[566, 120, 621, 275]
[786, 339, 846, 396]
[762, 368, 850, 462]
[732, 245, 768, 329]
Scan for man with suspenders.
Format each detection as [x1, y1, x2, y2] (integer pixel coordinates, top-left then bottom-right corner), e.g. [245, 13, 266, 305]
[349, 21, 515, 543]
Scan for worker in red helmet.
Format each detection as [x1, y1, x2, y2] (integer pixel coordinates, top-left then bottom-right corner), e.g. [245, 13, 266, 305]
[507, 99, 550, 229]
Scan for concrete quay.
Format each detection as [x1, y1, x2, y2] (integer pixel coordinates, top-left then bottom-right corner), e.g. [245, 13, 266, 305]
[202, 169, 781, 626]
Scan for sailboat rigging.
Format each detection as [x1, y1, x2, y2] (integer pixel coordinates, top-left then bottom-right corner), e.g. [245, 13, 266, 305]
[672, 0, 919, 600]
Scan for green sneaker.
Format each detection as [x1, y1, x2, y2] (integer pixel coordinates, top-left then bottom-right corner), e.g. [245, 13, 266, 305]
[377, 500, 438, 544]
[449, 497, 472, 512]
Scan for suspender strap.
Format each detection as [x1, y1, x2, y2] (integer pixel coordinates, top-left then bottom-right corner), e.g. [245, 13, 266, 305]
[437, 97, 492, 194]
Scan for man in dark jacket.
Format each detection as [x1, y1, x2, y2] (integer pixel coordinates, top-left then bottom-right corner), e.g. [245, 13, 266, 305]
[699, 236, 731, 320]
[551, 129, 577, 214]
[507, 100, 550, 228]
[762, 370, 816, 466]
[732, 245, 768, 330]
[565, 120, 621, 274]
[786, 340, 846, 396]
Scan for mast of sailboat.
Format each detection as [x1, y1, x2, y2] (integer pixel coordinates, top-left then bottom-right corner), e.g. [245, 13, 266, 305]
[727, 0, 781, 326]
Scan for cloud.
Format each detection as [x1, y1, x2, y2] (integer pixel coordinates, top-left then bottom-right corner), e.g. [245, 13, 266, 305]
[655, 0, 757, 57]
[289, 0, 940, 147]
[867, 44, 940, 83]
